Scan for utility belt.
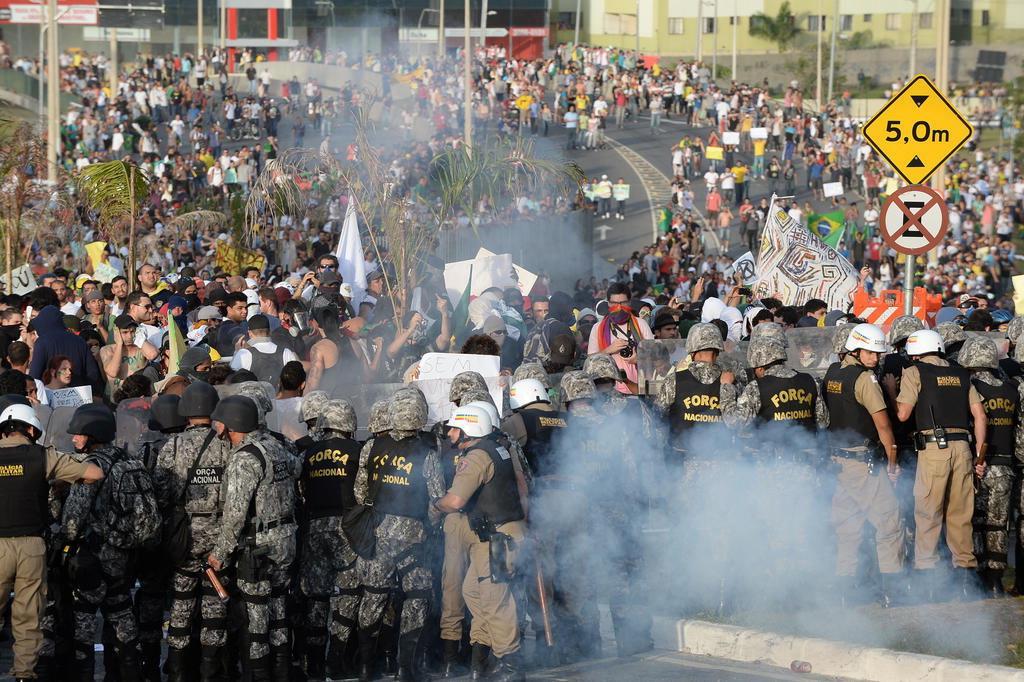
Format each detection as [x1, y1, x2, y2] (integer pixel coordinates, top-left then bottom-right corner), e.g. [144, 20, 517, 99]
[243, 514, 295, 542]
[913, 429, 971, 451]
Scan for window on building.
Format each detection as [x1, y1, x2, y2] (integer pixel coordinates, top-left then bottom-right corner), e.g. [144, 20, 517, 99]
[621, 13, 638, 34]
[839, 14, 852, 32]
[982, 9, 990, 25]
[703, 16, 716, 33]
[808, 15, 825, 32]
[863, 14, 872, 22]
[556, 12, 581, 30]
[918, 12, 932, 29]
[729, 16, 739, 26]
[749, 15, 766, 33]
[668, 17, 684, 34]
[885, 13, 901, 30]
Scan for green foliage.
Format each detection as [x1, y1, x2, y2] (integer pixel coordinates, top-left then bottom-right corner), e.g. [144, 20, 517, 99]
[74, 160, 150, 230]
[749, 1, 803, 53]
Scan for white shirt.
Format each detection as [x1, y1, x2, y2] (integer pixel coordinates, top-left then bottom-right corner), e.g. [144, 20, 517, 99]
[230, 340, 299, 372]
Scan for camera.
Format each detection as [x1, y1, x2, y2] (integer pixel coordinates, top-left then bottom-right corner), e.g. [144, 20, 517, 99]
[619, 338, 637, 358]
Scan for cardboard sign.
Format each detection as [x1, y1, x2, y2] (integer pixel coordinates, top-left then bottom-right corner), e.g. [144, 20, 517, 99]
[215, 243, 266, 275]
[48, 385, 92, 408]
[750, 127, 768, 140]
[706, 146, 724, 161]
[722, 131, 741, 146]
[418, 353, 500, 381]
[0, 264, 36, 295]
[823, 181, 844, 198]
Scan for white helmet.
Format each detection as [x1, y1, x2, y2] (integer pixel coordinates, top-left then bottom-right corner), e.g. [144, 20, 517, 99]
[509, 379, 549, 410]
[0, 403, 43, 439]
[447, 404, 493, 438]
[465, 400, 500, 432]
[844, 323, 889, 353]
[905, 329, 944, 356]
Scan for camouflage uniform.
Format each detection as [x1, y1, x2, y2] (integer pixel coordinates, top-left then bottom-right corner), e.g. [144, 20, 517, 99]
[60, 444, 140, 679]
[297, 399, 362, 678]
[960, 337, 1024, 594]
[354, 388, 445, 676]
[154, 423, 232, 674]
[297, 390, 330, 450]
[211, 414, 299, 680]
[935, 322, 967, 363]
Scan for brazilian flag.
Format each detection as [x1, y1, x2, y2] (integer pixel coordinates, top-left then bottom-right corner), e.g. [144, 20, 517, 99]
[808, 211, 846, 250]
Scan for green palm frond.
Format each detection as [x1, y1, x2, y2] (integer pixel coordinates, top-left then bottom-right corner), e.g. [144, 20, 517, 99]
[75, 160, 150, 230]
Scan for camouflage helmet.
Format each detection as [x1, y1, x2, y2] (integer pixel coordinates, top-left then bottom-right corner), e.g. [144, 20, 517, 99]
[957, 336, 998, 369]
[935, 322, 966, 347]
[388, 387, 428, 432]
[888, 315, 924, 345]
[321, 399, 357, 434]
[234, 382, 273, 422]
[1007, 316, 1024, 345]
[749, 321, 789, 347]
[1016, 339, 1024, 364]
[368, 399, 391, 435]
[458, 386, 494, 408]
[582, 353, 622, 382]
[449, 371, 488, 404]
[301, 390, 329, 423]
[832, 325, 855, 355]
[560, 370, 596, 403]
[746, 336, 788, 368]
[686, 322, 724, 354]
[512, 361, 549, 388]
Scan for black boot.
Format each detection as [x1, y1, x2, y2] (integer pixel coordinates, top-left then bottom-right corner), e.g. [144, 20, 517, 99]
[490, 653, 524, 682]
[116, 645, 142, 682]
[199, 646, 227, 682]
[956, 567, 983, 601]
[248, 656, 272, 682]
[34, 655, 56, 682]
[304, 644, 326, 681]
[441, 639, 467, 678]
[139, 640, 161, 682]
[326, 636, 358, 681]
[470, 644, 494, 680]
[982, 568, 1006, 598]
[357, 629, 377, 682]
[396, 628, 427, 681]
[73, 651, 96, 682]
[270, 645, 292, 681]
[164, 646, 189, 682]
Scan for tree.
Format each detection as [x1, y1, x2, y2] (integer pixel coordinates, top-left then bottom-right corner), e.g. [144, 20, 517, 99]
[749, 1, 803, 53]
[75, 160, 151, 290]
[0, 120, 51, 292]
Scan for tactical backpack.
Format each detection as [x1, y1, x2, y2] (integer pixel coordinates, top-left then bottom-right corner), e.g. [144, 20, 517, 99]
[101, 458, 162, 550]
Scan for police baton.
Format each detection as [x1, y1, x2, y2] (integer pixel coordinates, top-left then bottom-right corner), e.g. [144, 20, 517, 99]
[534, 556, 555, 647]
[205, 565, 230, 603]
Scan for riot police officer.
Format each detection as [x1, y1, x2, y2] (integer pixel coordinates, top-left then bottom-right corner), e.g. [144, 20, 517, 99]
[354, 388, 445, 682]
[896, 329, 987, 599]
[0, 404, 103, 682]
[822, 323, 903, 606]
[505, 378, 567, 477]
[208, 395, 298, 682]
[155, 381, 231, 682]
[935, 322, 967, 365]
[298, 399, 362, 680]
[435, 405, 527, 682]
[959, 336, 1024, 597]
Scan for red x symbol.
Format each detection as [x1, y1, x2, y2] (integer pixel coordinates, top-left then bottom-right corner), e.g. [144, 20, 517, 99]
[889, 194, 942, 240]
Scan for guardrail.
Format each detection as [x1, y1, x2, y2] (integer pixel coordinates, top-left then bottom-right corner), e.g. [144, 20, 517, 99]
[0, 68, 78, 118]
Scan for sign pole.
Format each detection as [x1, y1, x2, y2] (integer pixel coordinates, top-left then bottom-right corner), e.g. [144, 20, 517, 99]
[903, 253, 914, 315]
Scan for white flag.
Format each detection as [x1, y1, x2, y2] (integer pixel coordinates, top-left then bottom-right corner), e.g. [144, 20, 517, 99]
[334, 196, 367, 298]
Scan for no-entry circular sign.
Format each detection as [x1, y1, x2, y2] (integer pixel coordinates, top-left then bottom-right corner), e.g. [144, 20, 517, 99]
[879, 184, 949, 255]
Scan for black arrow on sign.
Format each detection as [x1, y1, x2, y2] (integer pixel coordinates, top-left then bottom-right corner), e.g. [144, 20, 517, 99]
[907, 155, 926, 168]
[911, 94, 929, 107]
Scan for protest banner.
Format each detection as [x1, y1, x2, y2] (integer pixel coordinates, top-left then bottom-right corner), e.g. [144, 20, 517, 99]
[215, 243, 267, 274]
[414, 352, 504, 425]
[0, 264, 36, 295]
[48, 386, 92, 408]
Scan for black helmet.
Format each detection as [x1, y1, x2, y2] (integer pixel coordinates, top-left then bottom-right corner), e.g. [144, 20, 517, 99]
[211, 395, 259, 433]
[179, 381, 220, 418]
[68, 404, 116, 444]
[149, 395, 187, 432]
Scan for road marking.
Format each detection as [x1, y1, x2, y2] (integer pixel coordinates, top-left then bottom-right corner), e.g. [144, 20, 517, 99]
[605, 137, 672, 243]
[595, 224, 614, 240]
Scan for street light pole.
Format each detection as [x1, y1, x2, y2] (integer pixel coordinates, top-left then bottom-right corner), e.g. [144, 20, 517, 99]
[46, 0, 58, 184]
[438, 0, 445, 58]
[463, 0, 472, 157]
[198, 0, 204, 56]
[712, 0, 718, 80]
[573, 0, 580, 47]
[696, 0, 702, 61]
[909, 0, 919, 75]
[730, 0, 737, 80]
[826, 0, 838, 102]
[480, 0, 488, 54]
[815, 0, 822, 108]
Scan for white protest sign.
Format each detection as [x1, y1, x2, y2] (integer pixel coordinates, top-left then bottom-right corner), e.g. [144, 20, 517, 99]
[723, 131, 741, 146]
[48, 385, 92, 408]
[0, 264, 36, 295]
[823, 181, 845, 198]
[750, 127, 768, 140]
[415, 352, 503, 425]
[727, 251, 759, 285]
[93, 262, 119, 283]
[443, 258, 474, 306]
[475, 247, 538, 297]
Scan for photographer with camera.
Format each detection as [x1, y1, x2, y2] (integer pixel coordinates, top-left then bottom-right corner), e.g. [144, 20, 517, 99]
[587, 283, 653, 395]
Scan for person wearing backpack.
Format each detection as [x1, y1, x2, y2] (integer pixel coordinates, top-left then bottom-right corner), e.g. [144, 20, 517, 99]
[0, 403, 104, 682]
[60, 404, 161, 682]
[154, 381, 231, 682]
[207, 395, 298, 682]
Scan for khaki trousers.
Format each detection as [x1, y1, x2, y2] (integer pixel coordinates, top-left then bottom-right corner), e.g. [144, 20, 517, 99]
[0, 536, 47, 677]
[462, 519, 526, 659]
[831, 457, 903, 576]
[914, 441, 977, 569]
[440, 513, 471, 642]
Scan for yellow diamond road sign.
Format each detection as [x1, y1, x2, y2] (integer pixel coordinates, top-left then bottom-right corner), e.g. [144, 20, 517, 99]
[861, 74, 974, 186]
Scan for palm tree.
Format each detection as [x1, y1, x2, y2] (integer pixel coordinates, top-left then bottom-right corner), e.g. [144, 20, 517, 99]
[75, 160, 151, 290]
[749, 1, 803, 53]
[0, 120, 49, 292]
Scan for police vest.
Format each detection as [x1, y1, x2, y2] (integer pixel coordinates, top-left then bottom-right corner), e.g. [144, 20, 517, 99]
[1000, 357, 1023, 382]
[518, 407, 568, 474]
[668, 369, 722, 443]
[756, 372, 817, 431]
[973, 378, 1018, 465]
[0, 444, 48, 537]
[240, 439, 296, 543]
[369, 434, 431, 521]
[440, 439, 461, 490]
[913, 361, 971, 432]
[464, 437, 524, 526]
[823, 363, 879, 448]
[248, 344, 287, 385]
[302, 436, 360, 519]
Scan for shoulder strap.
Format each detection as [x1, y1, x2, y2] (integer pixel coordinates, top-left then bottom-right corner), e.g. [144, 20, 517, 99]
[177, 430, 217, 504]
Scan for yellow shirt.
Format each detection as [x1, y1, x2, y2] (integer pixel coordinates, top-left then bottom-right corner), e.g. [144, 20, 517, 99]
[753, 140, 766, 157]
[732, 166, 747, 183]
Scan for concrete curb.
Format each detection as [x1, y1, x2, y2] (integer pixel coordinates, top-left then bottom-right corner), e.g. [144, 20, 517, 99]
[672, 619, 1024, 681]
